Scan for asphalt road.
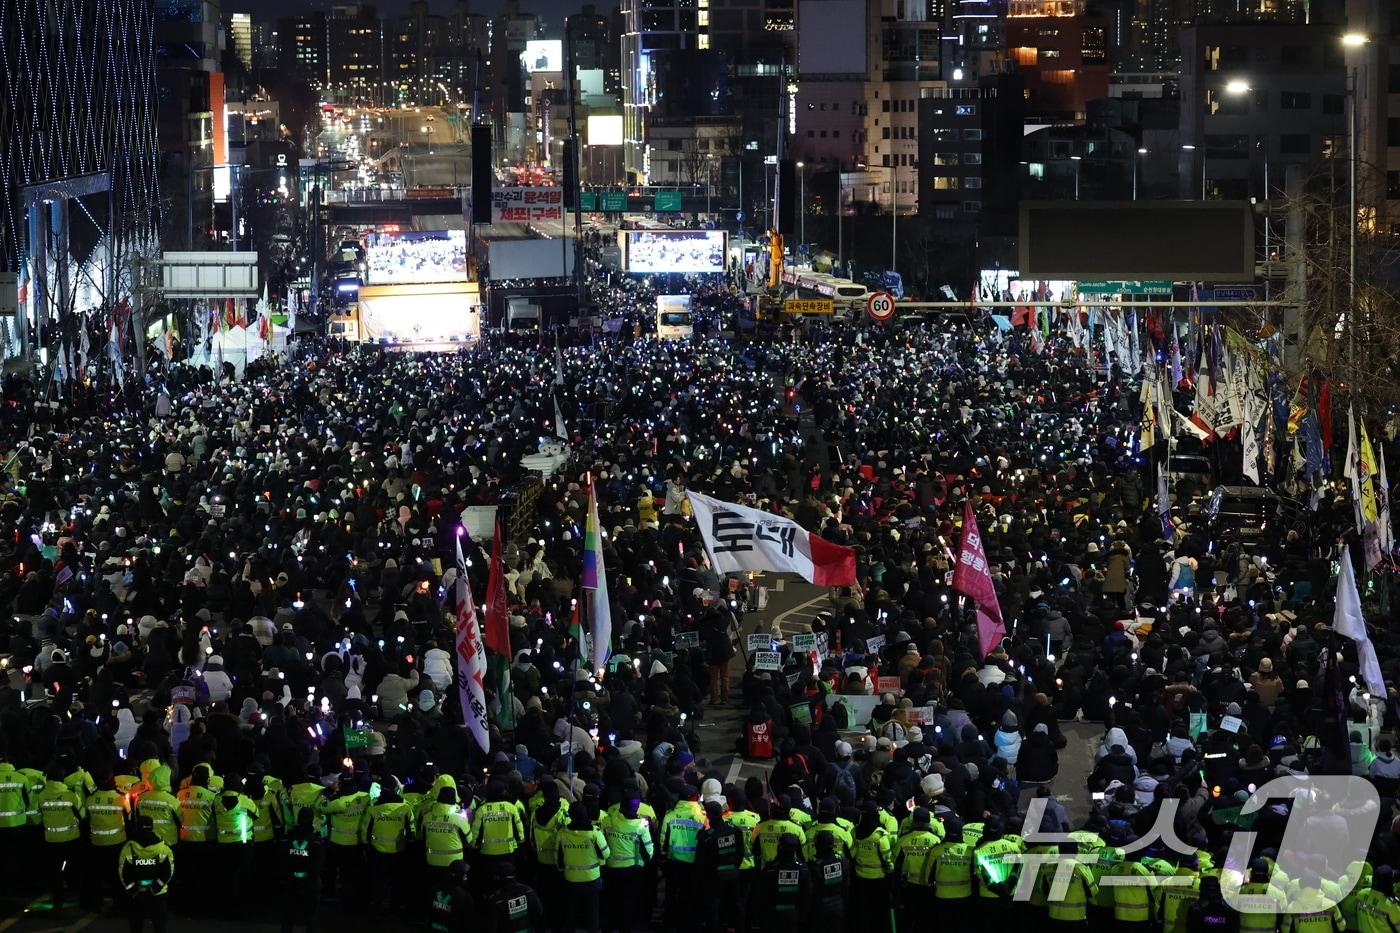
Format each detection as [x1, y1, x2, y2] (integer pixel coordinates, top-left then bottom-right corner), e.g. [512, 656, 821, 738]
[0, 574, 1102, 932]
[702, 572, 1102, 827]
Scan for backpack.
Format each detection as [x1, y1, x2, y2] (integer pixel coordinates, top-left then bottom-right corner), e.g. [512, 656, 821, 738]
[828, 761, 857, 798]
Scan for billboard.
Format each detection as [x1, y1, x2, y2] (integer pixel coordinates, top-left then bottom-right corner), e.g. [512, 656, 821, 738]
[357, 282, 482, 343]
[587, 114, 624, 147]
[523, 40, 563, 73]
[798, 0, 868, 76]
[485, 238, 576, 280]
[623, 230, 727, 274]
[491, 186, 564, 223]
[1019, 201, 1255, 281]
[364, 230, 468, 285]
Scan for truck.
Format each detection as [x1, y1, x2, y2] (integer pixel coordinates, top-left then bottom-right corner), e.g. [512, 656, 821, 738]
[505, 299, 542, 333]
[656, 294, 694, 340]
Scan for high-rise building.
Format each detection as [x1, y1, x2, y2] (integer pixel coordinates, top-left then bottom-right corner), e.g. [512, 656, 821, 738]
[1005, 0, 1110, 123]
[279, 13, 328, 86]
[490, 0, 542, 128]
[0, 0, 161, 358]
[793, 0, 943, 213]
[1178, 22, 1347, 200]
[328, 4, 385, 99]
[229, 12, 254, 71]
[156, 0, 227, 251]
[1346, 0, 1400, 233]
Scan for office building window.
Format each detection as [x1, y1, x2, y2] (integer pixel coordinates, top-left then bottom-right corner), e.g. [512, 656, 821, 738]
[1279, 133, 1309, 154]
[963, 200, 981, 211]
[965, 152, 982, 164]
[883, 127, 890, 138]
[1389, 118, 1400, 147]
[964, 128, 982, 140]
[933, 176, 959, 189]
[934, 204, 956, 219]
[1280, 91, 1310, 109]
[1388, 171, 1400, 200]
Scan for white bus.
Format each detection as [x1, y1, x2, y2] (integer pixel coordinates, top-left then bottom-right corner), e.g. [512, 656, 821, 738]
[781, 269, 870, 314]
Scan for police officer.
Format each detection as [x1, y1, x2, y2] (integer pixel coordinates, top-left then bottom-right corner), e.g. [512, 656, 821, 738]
[753, 795, 803, 869]
[118, 815, 175, 933]
[422, 785, 475, 887]
[1233, 858, 1281, 933]
[1356, 864, 1400, 933]
[323, 772, 370, 899]
[87, 773, 131, 907]
[282, 808, 324, 933]
[659, 784, 707, 931]
[758, 833, 810, 932]
[485, 861, 546, 933]
[526, 780, 567, 930]
[557, 800, 610, 933]
[931, 823, 973, 925]
[288, 769, 329, 838]
[214, 776, 257, 914]
[35, 764, 84, 910]
[849, 802, 894, 933]
[602, 795, 654, 933]
[135, 765, 180, 850]
[0, 752, 29, 898]
[894, 807, 940, 931]
[805, 798, 854, 860]
[175, 763, 216, 913]
[1043, 840, 1098, 930]
[473, 780, 525, 888]
[429, 861, 476, 933]
[973, 816, 1024, 923]
[809, 829, 851, 929]
[364, 778, 415, 914]
[1187, 876, 1238, 933]
[696, 799, 744, 933]
[1282, 872, 1344, 933]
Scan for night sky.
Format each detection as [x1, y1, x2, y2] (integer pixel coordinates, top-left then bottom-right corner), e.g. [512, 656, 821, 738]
[236, 0, 578, 31]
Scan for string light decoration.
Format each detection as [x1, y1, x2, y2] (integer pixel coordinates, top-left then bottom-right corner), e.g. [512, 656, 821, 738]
[0, 0, 161, 277]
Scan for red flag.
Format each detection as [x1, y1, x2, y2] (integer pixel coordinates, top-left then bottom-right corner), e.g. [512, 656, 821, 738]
[951, 501, 1006, 659]
[1318, 378, 1333, 451]
[482, 522, 511, 657]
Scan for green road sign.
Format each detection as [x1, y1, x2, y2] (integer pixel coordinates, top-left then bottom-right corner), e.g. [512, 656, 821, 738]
[579, 191, 597, 211]
[1075, 280, 1173, 296]
[601, 191, 628, 211]
[653, 191, 683, 211]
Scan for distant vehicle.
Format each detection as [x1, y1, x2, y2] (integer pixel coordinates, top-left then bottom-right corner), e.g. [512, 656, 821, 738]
[781, 268, 869, 317]
[1203, 485, 1301, 546]
[656, 295, 693, 340]
[505, 299, 541, 333]
[1167, 453, 1214, 499]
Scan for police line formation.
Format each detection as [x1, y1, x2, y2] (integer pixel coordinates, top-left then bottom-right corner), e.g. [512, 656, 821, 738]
[0, 311, 1396, 933]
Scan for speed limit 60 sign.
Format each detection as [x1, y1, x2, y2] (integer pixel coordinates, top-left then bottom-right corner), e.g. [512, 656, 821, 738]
[866, 291, 897, 322]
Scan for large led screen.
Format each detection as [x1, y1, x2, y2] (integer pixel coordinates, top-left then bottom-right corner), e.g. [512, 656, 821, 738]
[623, 230, 727, 274]
[364, 230, 468, 285]
[358, 283, 481, 343]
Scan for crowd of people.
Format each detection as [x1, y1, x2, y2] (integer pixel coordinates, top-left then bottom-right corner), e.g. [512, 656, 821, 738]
[0, 307, 1395, 933]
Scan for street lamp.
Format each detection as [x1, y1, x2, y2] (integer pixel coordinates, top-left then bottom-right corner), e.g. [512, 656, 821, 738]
[1070, 154, 1082, 200]
[1225, 79, 1251, 96]
[1341, 32, 1368, 357]
[1134, 147, 1147, 200]
[796, 161, 805, 259]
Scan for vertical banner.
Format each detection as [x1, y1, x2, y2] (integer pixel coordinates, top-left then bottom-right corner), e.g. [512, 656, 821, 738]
[454, 538, 490, 751]
[951, 502, 1005, 659]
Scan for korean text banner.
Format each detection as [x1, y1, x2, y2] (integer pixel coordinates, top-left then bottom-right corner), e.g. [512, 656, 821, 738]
[687, 492, 856, 586]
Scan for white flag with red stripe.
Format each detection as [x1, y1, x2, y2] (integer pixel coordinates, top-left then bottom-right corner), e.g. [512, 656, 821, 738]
[687, 492, 856, 586]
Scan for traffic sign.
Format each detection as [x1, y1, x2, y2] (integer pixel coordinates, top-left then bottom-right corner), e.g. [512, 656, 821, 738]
[653, 191, 682, 212]
[600, 191, 628, 211]
[1206, 285, 1259, 301]
[784, 298, 834, 315]
[579, 191, 597, 211]
[866, 291, 896, 322]
[1076, 280, 1173, 296]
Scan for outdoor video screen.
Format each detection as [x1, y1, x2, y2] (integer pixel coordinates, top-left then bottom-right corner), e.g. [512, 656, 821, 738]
[624, 230, 727, 274]
[364, 230, 468, 285]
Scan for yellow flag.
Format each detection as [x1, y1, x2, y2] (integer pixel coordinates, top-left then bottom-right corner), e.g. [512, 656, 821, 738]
[1360, 419, 1380, 524]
